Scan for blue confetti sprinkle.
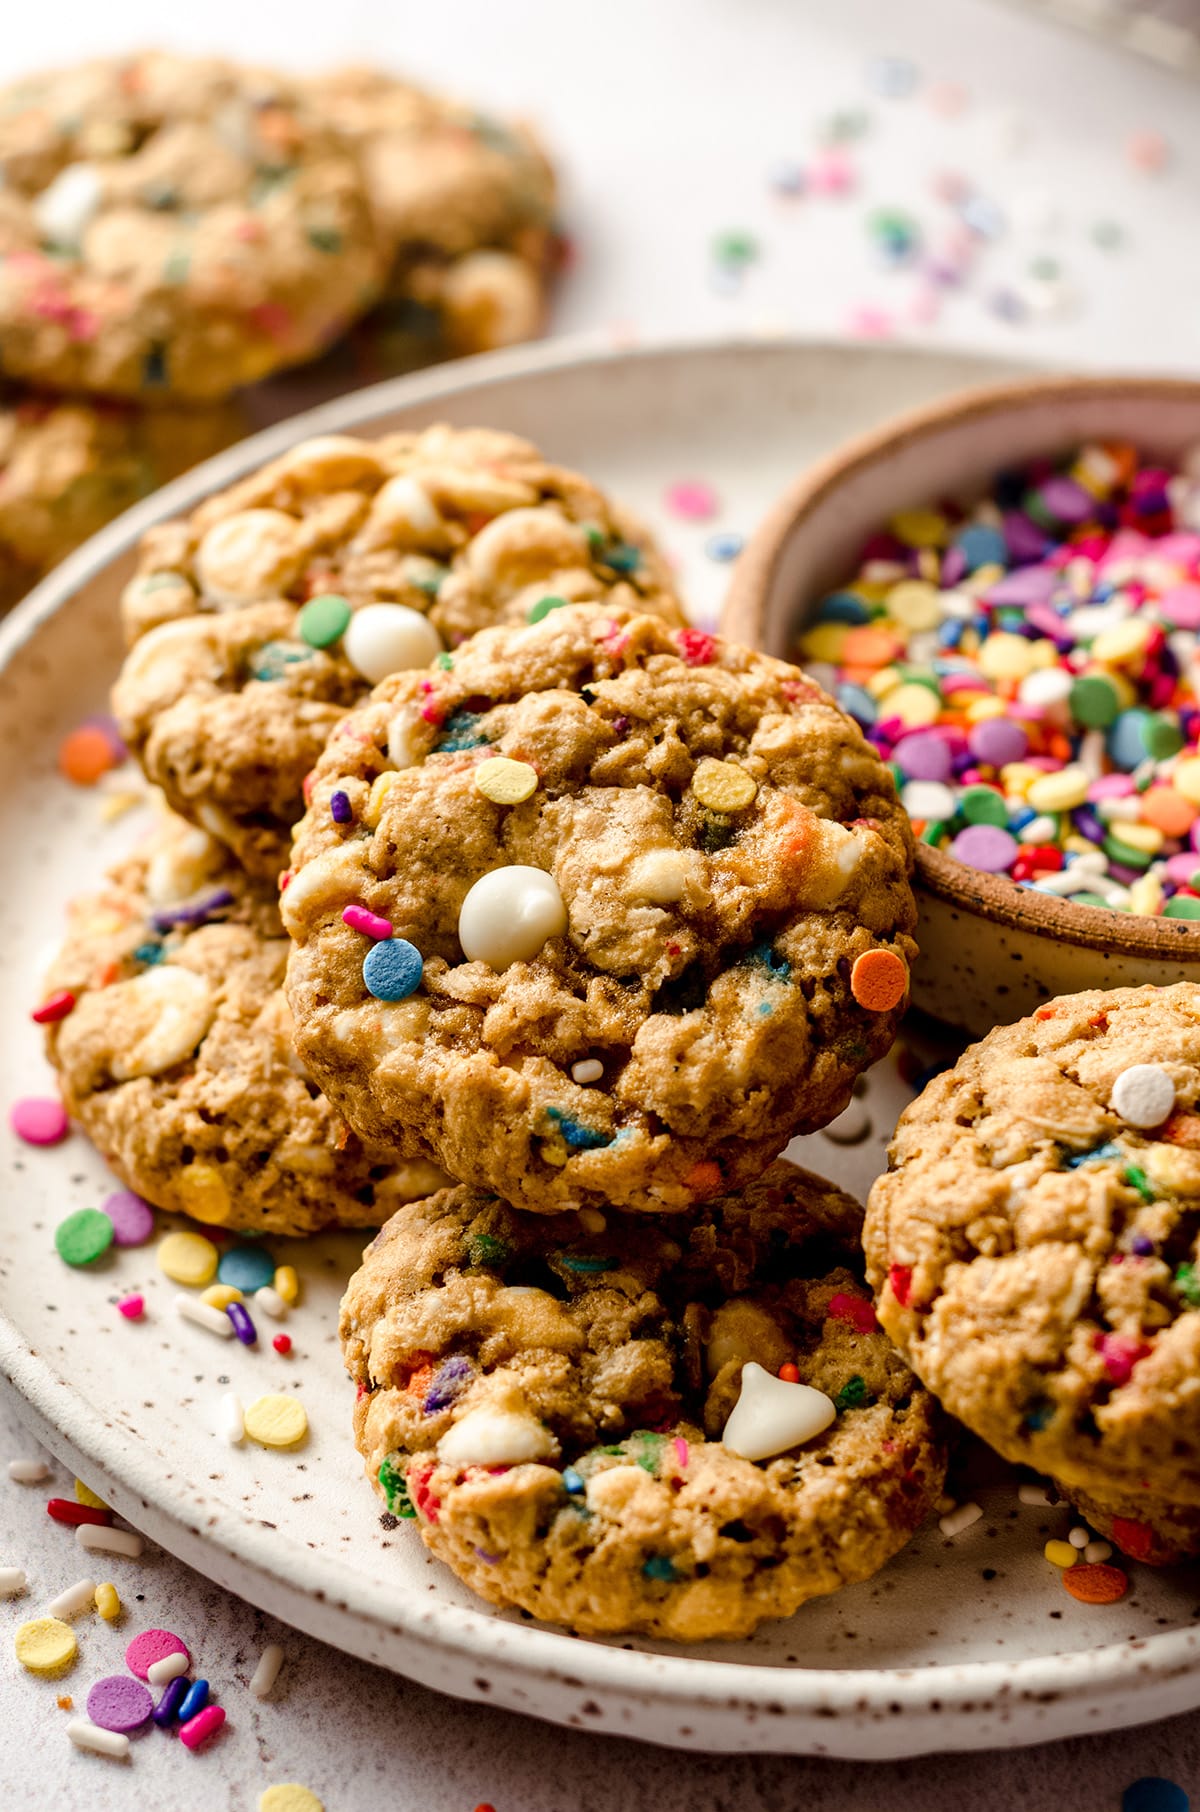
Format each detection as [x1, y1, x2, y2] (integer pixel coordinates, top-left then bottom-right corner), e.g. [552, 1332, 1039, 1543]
[562, 1467, 585, 1495]
[544, 1109, 612, 1151]
[435, 710, 488, 752]
[705, 531, 745, 563]
[363, 938, 423, 1001]
[556, 1253, 617, 1273]
[1064, 1141, 1122, 1169]
[1122, 1782, 1189, 1812]
[642, 1554, 680, 1582]
[217, 1245, 276, 1294]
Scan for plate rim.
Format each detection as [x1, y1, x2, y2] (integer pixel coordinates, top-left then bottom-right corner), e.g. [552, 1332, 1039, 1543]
[4, 326, 1196, 1748]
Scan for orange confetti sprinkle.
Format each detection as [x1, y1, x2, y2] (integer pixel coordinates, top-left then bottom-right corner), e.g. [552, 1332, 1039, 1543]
[1163, 1112, 1200, 1148]
[1061, 1563, 1128, 1604]
[850, 949, 908, 1013]
[841, 626, 902, 670]
[684, 1160, 722, 1198]
[58, 725, 118, 786]
[1140, 788, 1196, 838]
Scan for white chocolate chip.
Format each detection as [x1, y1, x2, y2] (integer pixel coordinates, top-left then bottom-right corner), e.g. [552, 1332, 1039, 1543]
[343, 603, 442, 684]
[279, 844, 373, 936]
[34, 163, 101, 246]
[387, 705, 424, 770]
[464, 506, 590, 592]
[458, 865, 567, 970]
[1110, 1063, 1176, 1130]
[720, 1361, 836, 1462]
[195, 509, 306, 603]
[145, 823, 222, 906]
[271, 436, 388, 491]
[362, 474, 444, 544]
[437, 1406, 555, 1468]
[109, 966, 215, 1079]
[628, 848, 697, 905]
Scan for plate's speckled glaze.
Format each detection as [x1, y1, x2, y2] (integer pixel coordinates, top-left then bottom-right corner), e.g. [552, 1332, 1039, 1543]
[2, 335, 1198, 1759]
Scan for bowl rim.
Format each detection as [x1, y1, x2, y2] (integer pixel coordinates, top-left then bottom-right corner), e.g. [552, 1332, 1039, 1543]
[722, 370, 1200, 960]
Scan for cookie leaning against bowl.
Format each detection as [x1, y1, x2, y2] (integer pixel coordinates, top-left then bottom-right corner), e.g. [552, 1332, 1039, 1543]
[0, 52, 384, 400]
[284, 603, 918, 1215]
[0, 390, 241, 610]
[304, 66, 559, 356]
[864, 983, 1200, 1563]
[41, 812, 447, 1237]
[342, 1160, 946, 1640]
[112, 425, 684, 879]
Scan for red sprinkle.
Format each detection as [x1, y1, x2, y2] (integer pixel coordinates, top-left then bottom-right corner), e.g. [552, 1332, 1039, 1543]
[47, 1498, 112, 1527]
[1094, 1332, 1152, 1385]
[676, 628, 718, 667]
[117, 1295, 144, 1321]
[1110, 1516, 1158, 1562]
[272, 1334, 292, 1355]
[828, 1291, 879, 1334]
[778, 1362, 800, 1383]
[31, 990, 75, 1025]
[888, 1264, 914, 1308]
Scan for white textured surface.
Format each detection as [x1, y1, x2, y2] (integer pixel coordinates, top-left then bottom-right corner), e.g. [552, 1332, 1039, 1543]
[0, 0, 1198, 1800]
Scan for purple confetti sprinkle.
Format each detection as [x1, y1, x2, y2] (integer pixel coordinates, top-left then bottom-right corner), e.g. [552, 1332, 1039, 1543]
[86, 1674, 154, 1733]
[103, 1190, 155, 1247]
[424, 1355, 474, 1414]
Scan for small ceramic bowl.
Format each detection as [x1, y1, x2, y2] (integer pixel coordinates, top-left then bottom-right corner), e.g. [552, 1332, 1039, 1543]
[722, 374, 1200, 1036]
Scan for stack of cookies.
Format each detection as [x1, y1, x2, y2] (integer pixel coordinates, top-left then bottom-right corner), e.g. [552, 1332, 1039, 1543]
[44, 420, 953, 1641]
[0, 52, 559, 607]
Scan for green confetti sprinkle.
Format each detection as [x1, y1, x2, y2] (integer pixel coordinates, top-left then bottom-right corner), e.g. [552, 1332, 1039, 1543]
[378, 1455, 415, 1518]
[55, 1208, 114, 1267]
[297, 593, 352, 648]
[1175, 1263, 1200, 1308]
[835, 1375, 872, 1412]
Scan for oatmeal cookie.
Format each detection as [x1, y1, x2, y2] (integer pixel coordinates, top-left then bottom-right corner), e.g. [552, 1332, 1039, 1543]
[43, 812, 446, 1236]
[284, 604, 918, 1214]
[305, 66, 558, 355]
[0, 53, 384, 399]
[342, 1160, 945, 1639]
[112, 426, 683, 876]
[0, 389, 240, 609]
[865, 983, 1200, 1561]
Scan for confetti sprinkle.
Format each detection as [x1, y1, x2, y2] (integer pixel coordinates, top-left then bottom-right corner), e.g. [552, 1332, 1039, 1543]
[704, 531, 744, 563]
[86, 1674, 153, 1733]
[54, 1208, 114, 1267]
[664, 479, 719, 521]
[125, 1628, 189, 1680]
[260, 1787, 325, 1812]
[297, 592, 352, 648]
[158, 1230, 220, 1287]
[244, 1393, 309, 1449]
[1061, 1562, 1128, 1603]
[58, 723, 120, 786]
[1122, 1782, 1189, 1812]
[15, 1617, 77, 1674]
[102, 1190, 154, 1246]
[217, 1245, 276, 1294]
[10, 1097, 69, 1146]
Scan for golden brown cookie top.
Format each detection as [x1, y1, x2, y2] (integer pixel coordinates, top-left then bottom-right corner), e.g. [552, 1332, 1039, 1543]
[865, 983, 1200, 1505]
[283, 603, 917, 1213]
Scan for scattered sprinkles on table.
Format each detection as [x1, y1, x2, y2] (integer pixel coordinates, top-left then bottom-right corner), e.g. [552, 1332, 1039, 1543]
[798, 442, 1200, 916]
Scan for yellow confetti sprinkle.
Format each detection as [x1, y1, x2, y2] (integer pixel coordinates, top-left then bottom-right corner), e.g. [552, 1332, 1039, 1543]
[201, 1284, 244, 1311]
[886, 580, 941, 632]
[244, 1394, 308, 1450]
[474, 756, 539, 806]
[692, 758, 758, 814]
[260, 1787, 325, 1812]
[889, 507, 949, 549]
[273, 1265, 299, 1306]
[1044, 1539, 1078, 1569]
[15, 1617, 77, 1674]
[177, 1163, 231, 1226]
[94, 1583, 120, 1622]
[74, 1480, 108, 1510]
[157, 1229, 219, 1288]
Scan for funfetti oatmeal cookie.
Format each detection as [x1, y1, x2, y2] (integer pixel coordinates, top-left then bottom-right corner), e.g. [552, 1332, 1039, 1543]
[864, 983, 1200, 1563]
[112, 426, 684, 878]
[42, 812, 446, 1237]
[284, 604, 918, 1215]
[0, 53, 384, 400]
[343, 1160, 945, 1640]
[305, 67, 558, 355]
[0, 389, 241, 610]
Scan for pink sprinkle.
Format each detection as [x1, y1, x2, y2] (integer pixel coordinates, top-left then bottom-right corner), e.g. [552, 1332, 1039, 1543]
[1160, 583, 1200, 630]
[117, 1295, 144, 1321]
[68, 307, 100, 343]
[342, 904, 393, 940]
[179, 1704, 226, 1750]
[676, 628, 717, 667]
[673, 1436, 689, 1470]
[664, 480, 718, 522]
[10, 1097, 69, 1146]
[1127, 129, 1170, 174]
[847, 304, 895, 340]
[1094, 1332, 1152, 1385]
[1088, 774, 1137, 800]
[808, 149, 856, 195]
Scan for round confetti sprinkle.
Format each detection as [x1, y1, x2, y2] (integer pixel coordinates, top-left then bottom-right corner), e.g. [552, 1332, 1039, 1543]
[244, 1394, 308, 1449]
[102, 1190, 154, 1247]
[55, 1209, 114, 1268]
[1122, 1782, 1189, 1812]
[363, 937, 424, 1001]
[157, 1230, 219, 1287]
[527, 594, 570, 625]
[664, 480, 719, 521]
[691, 757, 758, 813]
[86, 1674, 154, 1733]
[297, 593, 352, 648]
[58, 724, 119, 786]
[125, 1628, 189, 1681]
[10, 1097, 69, 1145]
[260, 1788, 326, 1812]
[15, 1617, 77, 1674]
[705, 531, 744, 562]
[1061, 1562, 1129, 1604]
[474, 756, 539, 805]
[850, 950, 909, 1012]
[217, 1245, 276, 1295]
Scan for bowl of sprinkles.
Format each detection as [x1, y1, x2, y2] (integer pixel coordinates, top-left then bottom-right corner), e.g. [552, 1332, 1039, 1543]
[723, 374, 1200, 1034]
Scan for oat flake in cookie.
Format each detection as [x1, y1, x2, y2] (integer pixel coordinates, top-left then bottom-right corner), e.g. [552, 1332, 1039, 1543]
[112, 426, 684, 878]
[865, 983, 1200, 1562]
[304, 66, 559, 355]
[284, 604, 918, 1214]
[43, 812, 446, 1237]
[342, 1161, 945, 1640]
[0, 53, 384, 400]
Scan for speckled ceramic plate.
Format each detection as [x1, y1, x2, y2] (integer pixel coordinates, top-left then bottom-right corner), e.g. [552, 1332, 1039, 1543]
[2, 334, 1198, 1760]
